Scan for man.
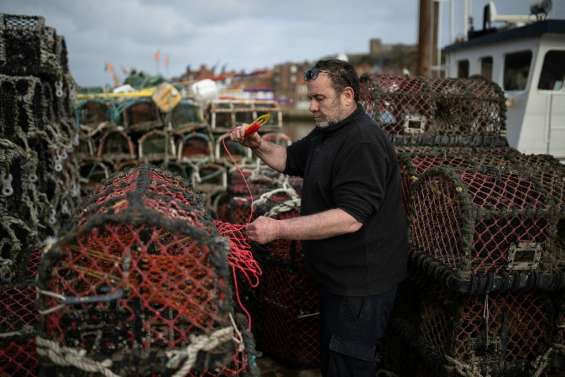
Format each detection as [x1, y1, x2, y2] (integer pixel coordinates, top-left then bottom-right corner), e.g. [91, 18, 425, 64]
[231, 58, 408, 377]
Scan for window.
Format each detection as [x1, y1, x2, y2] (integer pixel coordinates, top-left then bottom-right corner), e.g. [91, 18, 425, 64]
[480, 56, 493, 81]
[538, 50, 565, 91]
[504, 50, 532, 91]
[458, 60, 469, 78]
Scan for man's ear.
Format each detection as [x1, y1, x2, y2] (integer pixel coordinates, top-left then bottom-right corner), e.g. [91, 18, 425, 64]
[342, 87, 355, 106]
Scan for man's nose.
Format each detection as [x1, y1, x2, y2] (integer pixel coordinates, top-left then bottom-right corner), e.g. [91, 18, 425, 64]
[309, 99, 318, 113]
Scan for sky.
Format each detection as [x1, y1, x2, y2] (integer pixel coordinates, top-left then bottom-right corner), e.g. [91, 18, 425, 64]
[1, 0, 563, 87]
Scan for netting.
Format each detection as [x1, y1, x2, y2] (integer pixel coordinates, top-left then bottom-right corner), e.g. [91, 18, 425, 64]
[0, 283, 39, 377]
[138, 130, 176, 162]
[409, 166, 560, 279]
[37, 166, 258, 376]
[392, 279, 555, 377]
[359, 74, 506, 141]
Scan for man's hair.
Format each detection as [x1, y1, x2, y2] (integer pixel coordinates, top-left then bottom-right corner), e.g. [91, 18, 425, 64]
[313, 58, 360, 102]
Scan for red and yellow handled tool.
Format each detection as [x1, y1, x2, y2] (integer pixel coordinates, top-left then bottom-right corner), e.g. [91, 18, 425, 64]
[242, 113, 271, 137]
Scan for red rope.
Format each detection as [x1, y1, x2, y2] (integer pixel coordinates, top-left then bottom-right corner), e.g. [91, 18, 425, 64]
[214, 136, 263, 330]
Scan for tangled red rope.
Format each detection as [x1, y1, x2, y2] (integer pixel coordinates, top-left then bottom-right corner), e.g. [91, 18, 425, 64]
[212, 136, 263, 330]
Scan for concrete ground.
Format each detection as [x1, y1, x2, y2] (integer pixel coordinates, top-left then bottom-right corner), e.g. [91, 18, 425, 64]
[256, 356, 321, 377]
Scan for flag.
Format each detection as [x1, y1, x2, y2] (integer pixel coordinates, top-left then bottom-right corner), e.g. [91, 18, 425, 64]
[154, 50, 161, 62]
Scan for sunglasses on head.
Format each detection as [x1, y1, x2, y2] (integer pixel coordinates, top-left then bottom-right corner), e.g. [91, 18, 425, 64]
[304, 66, 355, 91]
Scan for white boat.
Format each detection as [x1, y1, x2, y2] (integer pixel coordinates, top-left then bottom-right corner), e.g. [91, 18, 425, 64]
[442, 1, 565, 160]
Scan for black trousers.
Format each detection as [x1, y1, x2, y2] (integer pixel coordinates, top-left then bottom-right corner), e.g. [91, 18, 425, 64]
[319, 287, 397, 377]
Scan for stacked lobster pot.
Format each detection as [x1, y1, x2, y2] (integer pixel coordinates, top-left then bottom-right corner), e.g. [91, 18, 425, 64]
[0, 13, 79, 376]
[224, 162, 319, 368]
[37, 165, 259, 376]
[75, 92, 211, 198]
[360, 74, 565, 376]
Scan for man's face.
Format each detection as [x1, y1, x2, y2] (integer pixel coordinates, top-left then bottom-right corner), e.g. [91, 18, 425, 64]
[307, 73, 345, 127]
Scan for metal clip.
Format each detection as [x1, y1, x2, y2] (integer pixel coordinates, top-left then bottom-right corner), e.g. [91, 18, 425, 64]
[55, 81, 64, 97]
[61, 201, 70, 215]
[48, 209, 57, 225]
[29, 173, 38, 183]
[71, 183, 80, 197]
[1, 172, 13, 197]
[53, 152, 64, 172]
[0, 258, 14, 283]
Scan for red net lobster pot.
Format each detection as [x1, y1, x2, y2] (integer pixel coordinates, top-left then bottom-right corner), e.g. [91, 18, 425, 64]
[0, 249, 41, 377]
[37, 166, 258, 377]
[0, 283, 39, 377]
[249, 189, 321, 368]
[409, 166, 561, 282]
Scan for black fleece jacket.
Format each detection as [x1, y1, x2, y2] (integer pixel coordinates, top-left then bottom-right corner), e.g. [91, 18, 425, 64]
[284, 105, 408, 296]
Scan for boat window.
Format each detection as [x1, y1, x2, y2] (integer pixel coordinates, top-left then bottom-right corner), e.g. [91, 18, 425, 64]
[458, 60, 469, 78]
[480, 56, 493, 81]
[503, 50, 532, 91]
[538, 50, 565, 91]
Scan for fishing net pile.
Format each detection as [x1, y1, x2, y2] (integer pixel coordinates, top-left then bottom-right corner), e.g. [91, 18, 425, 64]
[0, 13, 79, 376]
[37, 165, 259, 376]
[359, 74, 565, 376]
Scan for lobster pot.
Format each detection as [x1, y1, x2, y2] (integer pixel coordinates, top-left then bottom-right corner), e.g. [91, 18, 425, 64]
[359, 74, 435, 135]
[249, 193, 319, 368]
[177, 130, 213, 162]
[427, 77, 506, 136]
[0, 283, 39, 377]
[37, 166, 257, 377]
[0, 248, 41, 377]
[360, 75, 506, 139]
[120, 99, 163, 130]
[97, 126, 136, 161]
[170, 100, 203, 132]
[138, 129, 176, 163]
[409, 166, 561, 287]
[394, 282, 554, 377]
[0, 14, 64, 78]
[76, 99, 112, 128]
[251, 257, 320, 368]
[215, 134, 252, 165]
[227, 165, 280, 199]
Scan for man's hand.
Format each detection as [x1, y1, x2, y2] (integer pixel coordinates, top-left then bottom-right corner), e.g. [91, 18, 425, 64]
[245, 216, 280, 244]
[230, 124, 263, 149]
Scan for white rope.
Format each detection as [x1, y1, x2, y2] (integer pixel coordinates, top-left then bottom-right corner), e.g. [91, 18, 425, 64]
[532, 347, 553, 377]
[265, 198, 301, 218]
[36, 336, 119, 377]
[444, 354, 482, 377]
[166, 326, 235, 377]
